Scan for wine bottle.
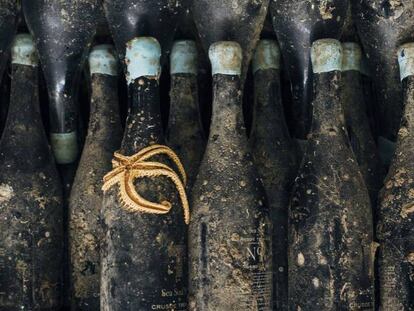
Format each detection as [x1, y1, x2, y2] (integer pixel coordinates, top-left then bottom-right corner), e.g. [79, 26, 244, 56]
[0, 0, 19, 83]
[352, 0, 414, 141]
[22, 0, 100, 165]
[166, 40, 205, 188]
[192, 0, 269, 82]
[103, 0, 190, 67]
[0, 34, 63, 310]
[250, 39, 299, 311]
[289, 39, 375, 310]
[189, 41, 272, 310]
[377, 42, 414, 311]
[69, 44, 122, 310]
[269, 0, 348, 138]
[101, 37, 189, 310]
[341, 42, 383, 211]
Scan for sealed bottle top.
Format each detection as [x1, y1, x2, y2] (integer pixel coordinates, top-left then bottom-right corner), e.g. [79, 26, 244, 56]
[252, 39, 280, 74]
[398, 43, 414, 81]
[311, 39, 342, 74]
[209, 41, 242, 76]
[11, 34, 38, 67]
[89, 44, 118, 76]
[125, 37, 161, 84]
[342, 42, 362, 73]
[170, 40, 198, 75]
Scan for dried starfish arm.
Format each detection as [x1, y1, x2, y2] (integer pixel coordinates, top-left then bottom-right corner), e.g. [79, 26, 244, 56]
[127, 164, 190, 224]
[129, 145, 188, 184]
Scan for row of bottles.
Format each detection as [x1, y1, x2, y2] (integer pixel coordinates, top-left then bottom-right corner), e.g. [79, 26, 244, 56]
[1, 33, 412, 311]
[0, 1, 412, 311]
[0, 1, 412, 163]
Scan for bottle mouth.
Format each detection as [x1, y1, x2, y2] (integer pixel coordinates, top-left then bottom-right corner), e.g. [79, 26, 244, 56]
[170, 40, 198, 75]
[125, 37, 161, 84]
[398, 42, 414, 81]
[311, 39, 342, 74]
[209, 41, 243, 76]
[89, 44, 118, 77]
[252, 39, 280, 74]
[11, 33, 39, 67]
[50, 132, 79, 164]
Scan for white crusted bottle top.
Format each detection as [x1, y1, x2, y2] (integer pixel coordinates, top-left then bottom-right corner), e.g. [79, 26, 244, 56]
[209, 41, 242, 76]
[11, 34, 38, 67]
[89, 44, 118, 76]
[398, 43, 414, 81]
[125, 37, 161, 84]
[342, 42, 362, 72]
[252, 40, 280, 74]
[311, 39, 342, 74]
[170, 40, 198, 75]
[50, 132, 79, 164]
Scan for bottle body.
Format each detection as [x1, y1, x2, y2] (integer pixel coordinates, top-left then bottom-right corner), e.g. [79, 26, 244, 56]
[377, 67, 414, 310]
[250, 66, 298, 310]
[101, 76, 188, 311]
[69, 46, 122, 310]
[167, 39, 205, 188]
[340, 43, 383, 212]
[289, 40, 374, 310]
[189, 73, 272, 311]
[0, 36, 63, 310]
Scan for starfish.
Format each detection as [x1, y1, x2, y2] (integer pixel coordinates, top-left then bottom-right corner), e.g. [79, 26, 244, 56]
[102, 144, 190, 224]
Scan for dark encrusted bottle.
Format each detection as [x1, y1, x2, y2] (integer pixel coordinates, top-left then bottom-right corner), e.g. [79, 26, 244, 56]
[101, 37, 188, 310]
[69, 44, 122, 310]
[352, 0, 414, 141]
[377, 42, 414, 311]
[166, 40, 205, 188]
[340, 42, 383, 212]
[288, 39, 375, 310]
[0, 34, 63, 310]
[22, 0, 100, 164]
[250, 39, 299, 311]
[189, 41, 272, 311]
[269, 0, 348, 138]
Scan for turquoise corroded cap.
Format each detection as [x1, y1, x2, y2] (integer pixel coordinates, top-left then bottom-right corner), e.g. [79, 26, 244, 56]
[170, 40, 198, 75]
[252, 39, 280, 74]
[11, 34, 38, 67]
[125, 37, 161, 84]
[89, 44, 118, 76]
[398, 43, 414, 81]
[342, 42, 362, 72]
[209, 41, 242, 76]
[311, 39, 342, 74]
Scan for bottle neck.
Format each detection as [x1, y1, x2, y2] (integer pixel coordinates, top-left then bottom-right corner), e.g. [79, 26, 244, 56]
[208, 74, 246, 143]
[310, 71, 346, 137]
[120, 77, 164, 155]
[400, 76, 414, 135]
[88, 73, 121, 141]
[168, 73, 200, 130]
[1, 63, 49, 159]
[250, 69, 291, 141]
[341, 70, 367, 120]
